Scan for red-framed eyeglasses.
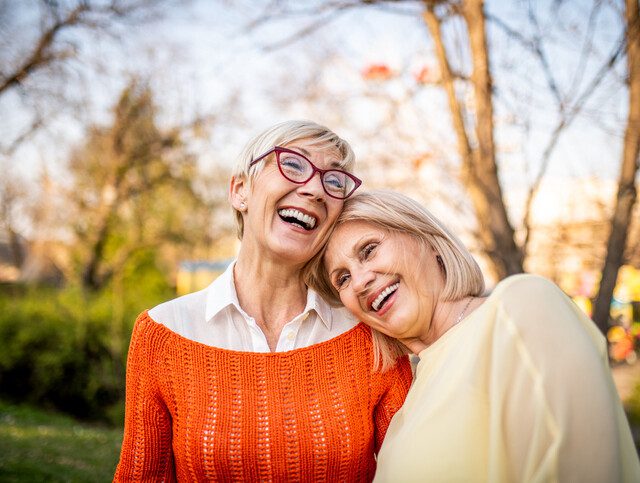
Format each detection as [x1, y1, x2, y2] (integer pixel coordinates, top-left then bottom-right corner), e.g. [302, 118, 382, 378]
[249, 146, 362, 200]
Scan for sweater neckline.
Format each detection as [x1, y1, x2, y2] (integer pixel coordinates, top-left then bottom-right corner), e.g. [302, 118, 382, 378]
[142, 310, 369, 357]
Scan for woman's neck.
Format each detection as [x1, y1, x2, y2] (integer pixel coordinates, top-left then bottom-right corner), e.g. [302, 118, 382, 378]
[404, 296, 485, 354]
[233, 250, 308, 351]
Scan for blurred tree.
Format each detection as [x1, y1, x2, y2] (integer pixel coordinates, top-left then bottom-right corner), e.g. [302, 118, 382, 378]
[0, 0, 171, 156]
[592, 0, 640, 334]
[0, 177, 27, 268]
[405, 0, 628, 281]
[422, 0, 523, 279]
[66, 80, 214, 290]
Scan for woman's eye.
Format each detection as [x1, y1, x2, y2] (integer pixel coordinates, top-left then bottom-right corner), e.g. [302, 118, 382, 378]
[361, 243, 377, 260]
[323, 173, 345, 189]
[335, 272, 350, 289]
[282, 159, 305, 171]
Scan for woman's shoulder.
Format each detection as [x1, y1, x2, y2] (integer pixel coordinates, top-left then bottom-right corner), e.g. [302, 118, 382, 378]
[492, 273, 563, 300]
[488, 273, 579, 319]
[127, 310, 179, 359]
[147, 288, 209, 331]
[485, 273, 575, 316]
[487, 274, 605, 350]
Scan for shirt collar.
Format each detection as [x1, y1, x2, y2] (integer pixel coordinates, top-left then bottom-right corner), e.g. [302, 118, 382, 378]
[205, 260, 243, 322]
[204, 259, 334, 329]
[305, 287, 333, 330]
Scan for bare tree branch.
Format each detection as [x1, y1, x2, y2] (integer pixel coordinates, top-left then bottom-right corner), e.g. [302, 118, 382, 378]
[0, 116, 44, 156]
[260, 9, 349, 52]
[526, 6, 563, 106]
[245, 0, 421, 51]
[0, 4, 89, 95]
[568, 0, 604, 94]
[487, 11, 562, 106]
[521, 31, 626, 255]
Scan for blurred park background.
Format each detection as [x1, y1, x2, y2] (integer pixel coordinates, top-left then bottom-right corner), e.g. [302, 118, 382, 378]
[1, 0, 639, 479]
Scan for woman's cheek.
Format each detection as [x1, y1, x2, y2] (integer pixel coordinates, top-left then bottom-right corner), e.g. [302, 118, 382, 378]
[339, 293, 351, 310]
[347, 297, 364, 317]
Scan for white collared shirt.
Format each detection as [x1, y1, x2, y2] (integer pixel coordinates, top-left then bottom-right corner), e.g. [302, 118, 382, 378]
[148, 261, 357, 352]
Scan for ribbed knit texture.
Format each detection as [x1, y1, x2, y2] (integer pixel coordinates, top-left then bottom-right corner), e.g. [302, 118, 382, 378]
[114, 312, 412, 482]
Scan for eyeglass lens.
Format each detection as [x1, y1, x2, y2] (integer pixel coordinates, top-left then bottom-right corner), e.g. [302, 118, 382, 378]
[278, 152, 355, 198]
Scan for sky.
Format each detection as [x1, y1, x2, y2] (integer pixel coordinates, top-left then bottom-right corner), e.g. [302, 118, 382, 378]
[0, 0, 632, 234]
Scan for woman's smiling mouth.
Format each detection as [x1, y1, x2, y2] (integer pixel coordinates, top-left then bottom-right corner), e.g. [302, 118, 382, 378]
[277, 208, 317, 230]
[369, 282, 400, 312]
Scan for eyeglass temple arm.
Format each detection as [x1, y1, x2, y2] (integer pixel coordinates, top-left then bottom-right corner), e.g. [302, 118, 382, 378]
[249, 149, 276, 168]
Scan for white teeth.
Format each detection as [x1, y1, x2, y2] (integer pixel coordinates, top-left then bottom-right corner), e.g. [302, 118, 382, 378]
[278, 208, 317, 229]
[371, 283, 399, 312]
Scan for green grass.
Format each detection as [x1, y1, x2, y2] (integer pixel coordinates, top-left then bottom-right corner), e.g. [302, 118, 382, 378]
[0, 400, 123, 482]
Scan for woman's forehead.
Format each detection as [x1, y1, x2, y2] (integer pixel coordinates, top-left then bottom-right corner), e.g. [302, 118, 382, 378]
[326, 222, 375, 258]
[284, 138, 343, 163]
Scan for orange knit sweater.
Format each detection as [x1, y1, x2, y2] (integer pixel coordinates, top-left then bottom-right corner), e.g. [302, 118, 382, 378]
[114, 312, 412, 482]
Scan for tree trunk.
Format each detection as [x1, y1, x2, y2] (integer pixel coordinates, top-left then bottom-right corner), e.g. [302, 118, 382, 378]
[81, 217, 112, 290]
[423, 0, 523, 279]
[8, 228, 24, 268]
[463, 0, 523, 277]
[80, 171, 124, 290]
[592, 0, 640, 334]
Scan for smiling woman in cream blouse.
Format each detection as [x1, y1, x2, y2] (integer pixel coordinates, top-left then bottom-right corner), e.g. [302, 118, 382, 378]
[307, 189, 640, 482]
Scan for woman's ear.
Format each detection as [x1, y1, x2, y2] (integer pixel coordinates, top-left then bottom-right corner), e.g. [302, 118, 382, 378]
[230, 175, 248, 211]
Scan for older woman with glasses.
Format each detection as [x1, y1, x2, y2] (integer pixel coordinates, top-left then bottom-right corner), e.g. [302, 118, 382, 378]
[114, 121, 412, 481]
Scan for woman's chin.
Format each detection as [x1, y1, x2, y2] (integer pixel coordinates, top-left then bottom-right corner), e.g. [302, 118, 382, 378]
[269, 226, 324, 261]
[267, 242, 317, 266]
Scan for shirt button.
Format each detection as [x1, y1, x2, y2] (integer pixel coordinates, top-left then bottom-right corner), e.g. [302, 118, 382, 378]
[287, 332, 295, 341]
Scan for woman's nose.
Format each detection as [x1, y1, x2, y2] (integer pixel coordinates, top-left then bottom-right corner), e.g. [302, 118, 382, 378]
[352, 268, 374, 294]
[298, 172, 326, 201]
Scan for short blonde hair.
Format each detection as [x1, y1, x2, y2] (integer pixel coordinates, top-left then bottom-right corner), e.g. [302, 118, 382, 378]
[231, 120, 356, 239]
[305, 190, 485, 371]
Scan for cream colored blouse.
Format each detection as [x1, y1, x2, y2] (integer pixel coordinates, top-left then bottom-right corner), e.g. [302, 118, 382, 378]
[374, 274, 640, 482]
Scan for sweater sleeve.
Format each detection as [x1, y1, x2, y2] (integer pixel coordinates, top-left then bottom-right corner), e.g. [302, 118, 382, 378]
[373, 355, 413, 453]
[493, 276, 640, 483]
[114, 314, 176, 482]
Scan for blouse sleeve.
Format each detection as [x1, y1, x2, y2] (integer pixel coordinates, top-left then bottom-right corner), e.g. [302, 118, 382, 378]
[373, 355, 413, 453]
[492, 276, 640, 483]
[114, 314, 176, 482]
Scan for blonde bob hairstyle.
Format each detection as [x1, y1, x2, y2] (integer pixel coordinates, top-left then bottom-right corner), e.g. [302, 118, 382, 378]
[305, 190, 485, 372]
[231, 120, 356, 239]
